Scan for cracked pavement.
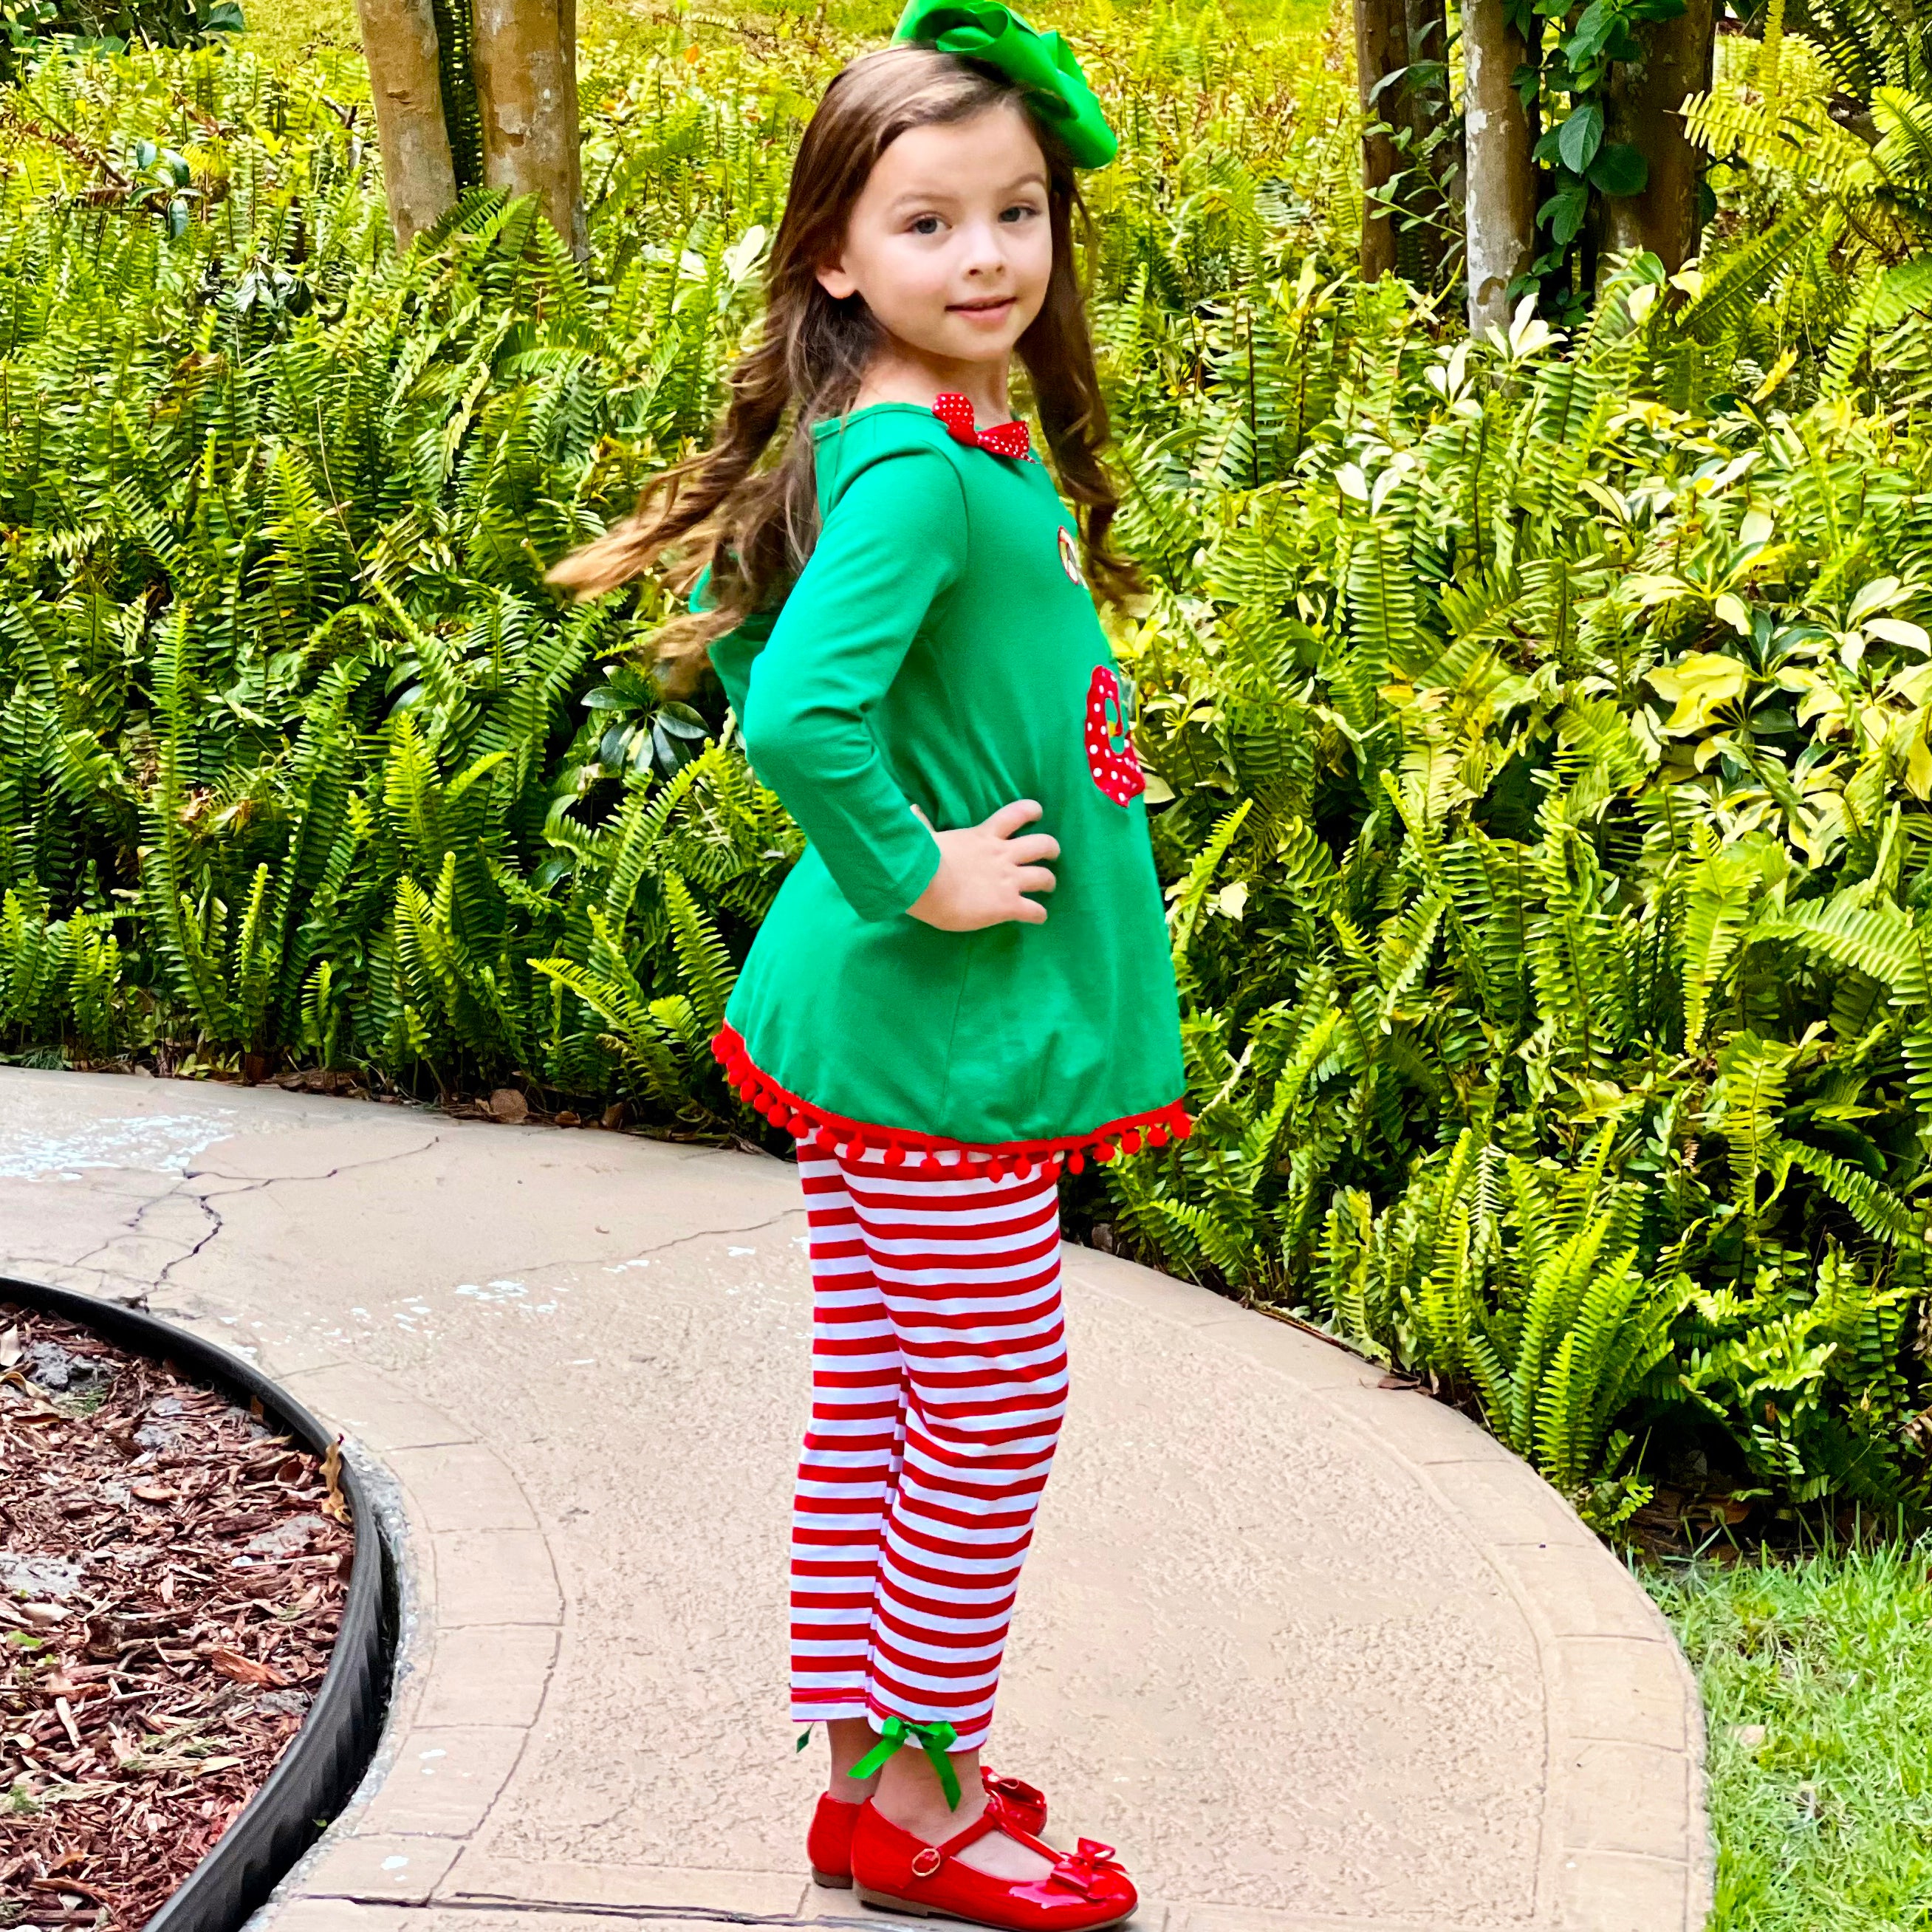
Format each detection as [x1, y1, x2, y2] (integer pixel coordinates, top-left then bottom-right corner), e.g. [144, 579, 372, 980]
[0, 1069, 1710, 1932]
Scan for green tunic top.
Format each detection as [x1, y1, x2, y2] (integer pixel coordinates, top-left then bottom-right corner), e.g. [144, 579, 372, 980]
[707, 402, 1185, 1169]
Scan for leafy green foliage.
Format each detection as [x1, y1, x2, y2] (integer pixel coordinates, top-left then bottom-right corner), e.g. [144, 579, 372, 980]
[1511, 0, 1686, 303]
[1102, 239, 1932, 1520]
[1, 0, 243, 70]
[0, 32, 801, 1106]
[1679, 0, 1932, 404]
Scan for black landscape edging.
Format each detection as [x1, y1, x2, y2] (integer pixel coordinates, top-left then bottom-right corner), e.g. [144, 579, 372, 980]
[0, 1276, 397, 1932]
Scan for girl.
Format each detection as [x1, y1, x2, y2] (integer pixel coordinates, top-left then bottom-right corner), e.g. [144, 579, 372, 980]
[554, 7, 1185, 1925]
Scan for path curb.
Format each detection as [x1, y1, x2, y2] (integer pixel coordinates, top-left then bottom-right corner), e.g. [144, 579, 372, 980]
[0, 1275, 397, 1932]
[250, 1368, 562, 1916]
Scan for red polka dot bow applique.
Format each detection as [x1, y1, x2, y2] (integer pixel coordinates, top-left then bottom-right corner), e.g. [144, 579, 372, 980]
[932, 391, 1032, 461]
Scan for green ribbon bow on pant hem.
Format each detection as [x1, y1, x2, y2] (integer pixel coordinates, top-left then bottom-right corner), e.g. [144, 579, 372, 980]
[847, 1715, 964, 1809]
[891, 0, 1119, 169]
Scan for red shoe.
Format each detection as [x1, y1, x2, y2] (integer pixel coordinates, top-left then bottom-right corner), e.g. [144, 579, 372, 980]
[809, 1770, 1049, 1888]
[809, 1793, 864, 1888]
[850, 1798, 1136, 1928]
[983, 1771, 1050, 1834]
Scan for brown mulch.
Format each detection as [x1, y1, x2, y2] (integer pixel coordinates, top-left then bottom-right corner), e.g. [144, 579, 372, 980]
[0, 1305, 352, 1930]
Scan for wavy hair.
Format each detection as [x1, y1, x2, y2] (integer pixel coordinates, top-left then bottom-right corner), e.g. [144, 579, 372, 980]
[547, 44, 1139, 682]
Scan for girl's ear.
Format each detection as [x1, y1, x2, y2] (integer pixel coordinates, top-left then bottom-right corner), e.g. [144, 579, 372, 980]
[816, 254, 858, 301]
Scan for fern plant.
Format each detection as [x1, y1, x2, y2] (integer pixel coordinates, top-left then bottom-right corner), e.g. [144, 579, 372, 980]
[1098, 225, 1932, 1517]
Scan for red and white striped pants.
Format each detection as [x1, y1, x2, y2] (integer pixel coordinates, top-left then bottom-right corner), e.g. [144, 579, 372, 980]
[789, 1148, 1068, 1753]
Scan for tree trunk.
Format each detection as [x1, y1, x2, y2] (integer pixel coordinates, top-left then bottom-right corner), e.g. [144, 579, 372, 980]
[352, 0, 456, 248]
[1464, 0, 1538, 331]
[1355, 0, 1407, 281]
[1600, 0, 1716, 275]
[472, 0, 584, 254]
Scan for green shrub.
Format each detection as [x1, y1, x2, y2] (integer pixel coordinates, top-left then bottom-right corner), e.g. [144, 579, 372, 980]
[1, 0, 244, 66]
[1105, 254, 1932, 1521]
[0, 32, 812, 1113]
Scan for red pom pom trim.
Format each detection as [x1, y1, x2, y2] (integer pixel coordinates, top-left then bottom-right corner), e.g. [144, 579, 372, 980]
[710, 1025, 1189, 1178]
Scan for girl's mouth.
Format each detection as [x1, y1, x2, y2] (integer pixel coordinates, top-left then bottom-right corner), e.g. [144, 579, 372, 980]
[950, 297, 1015, 319]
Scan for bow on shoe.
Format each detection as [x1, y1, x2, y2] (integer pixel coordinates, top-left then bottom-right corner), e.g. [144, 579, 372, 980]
[933, 391, 1032, 461]
[983, 1771, 1046, 1818]
[1046, 1839, 1127, 1900]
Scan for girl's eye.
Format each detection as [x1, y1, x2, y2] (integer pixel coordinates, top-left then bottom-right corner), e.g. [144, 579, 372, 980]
[1000, 203, 1041, 224]
[910, 215, 944, 236]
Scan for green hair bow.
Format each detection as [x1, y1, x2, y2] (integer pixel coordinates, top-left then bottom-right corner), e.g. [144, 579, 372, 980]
[891, 0, 1119, 170]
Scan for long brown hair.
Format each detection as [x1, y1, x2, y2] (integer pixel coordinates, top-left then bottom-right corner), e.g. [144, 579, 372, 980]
[547, 44, 1140, 681]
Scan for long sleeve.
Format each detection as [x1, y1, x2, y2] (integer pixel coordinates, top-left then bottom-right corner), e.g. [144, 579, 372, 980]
[692, 562, 773, 722]
[740, 448, 965, 922]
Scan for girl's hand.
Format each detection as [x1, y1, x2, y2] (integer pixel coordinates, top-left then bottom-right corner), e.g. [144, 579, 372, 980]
[907, 800, 1059, 931]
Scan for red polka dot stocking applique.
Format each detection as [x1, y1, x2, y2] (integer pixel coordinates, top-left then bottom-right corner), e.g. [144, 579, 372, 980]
[1084, 665, 1145, 806]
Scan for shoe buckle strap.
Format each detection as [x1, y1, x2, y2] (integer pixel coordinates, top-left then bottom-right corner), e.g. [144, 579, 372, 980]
[911, 1846, 944, 1878]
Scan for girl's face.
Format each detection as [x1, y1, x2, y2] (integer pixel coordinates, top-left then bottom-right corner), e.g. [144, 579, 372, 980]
[816, 104, 1052, 377]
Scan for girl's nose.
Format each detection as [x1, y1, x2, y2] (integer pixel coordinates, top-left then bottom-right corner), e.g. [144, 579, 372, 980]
[956, 219, 1011, 276]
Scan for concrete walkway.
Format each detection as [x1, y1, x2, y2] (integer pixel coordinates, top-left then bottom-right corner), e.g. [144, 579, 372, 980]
[0, 1071, 1710, 1932]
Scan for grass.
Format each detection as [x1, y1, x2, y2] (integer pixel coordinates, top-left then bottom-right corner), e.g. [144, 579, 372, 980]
[1648, 1541, 1932, 1930]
